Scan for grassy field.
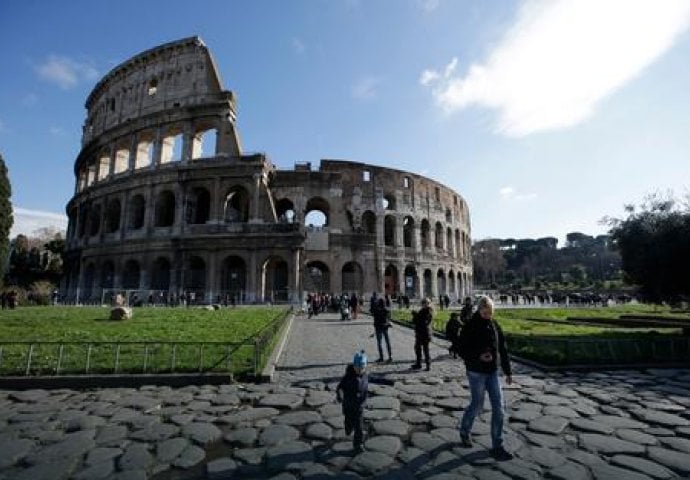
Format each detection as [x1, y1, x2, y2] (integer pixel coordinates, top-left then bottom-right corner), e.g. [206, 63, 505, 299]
[0, 306, 290, 376]
[391, 305, 689, 366]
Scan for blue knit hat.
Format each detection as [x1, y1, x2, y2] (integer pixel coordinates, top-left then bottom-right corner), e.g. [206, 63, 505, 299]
[353, 350, 367, 369]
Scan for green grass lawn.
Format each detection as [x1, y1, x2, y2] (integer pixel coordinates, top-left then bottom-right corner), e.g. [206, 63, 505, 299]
[0, 306, 289, 376]
[391, 305, 689, 366]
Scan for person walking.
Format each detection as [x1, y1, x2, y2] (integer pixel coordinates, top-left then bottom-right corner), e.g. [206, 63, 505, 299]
[372, 298, 392, 363]
[336, 351, 369, 454]
[411, 298, 433, 371]
[457, 296, 514, 461]
[445, 312, 462, 358]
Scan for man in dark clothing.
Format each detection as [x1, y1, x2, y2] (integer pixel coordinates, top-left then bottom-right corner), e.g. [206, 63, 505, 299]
[372, 298, 392, 362]
[411, 297, 433, 371]
[457, 296, 514, 461]
[336, 351, 369, 453]
[445, 312, 462, 358]
[460, 296, 473, 324]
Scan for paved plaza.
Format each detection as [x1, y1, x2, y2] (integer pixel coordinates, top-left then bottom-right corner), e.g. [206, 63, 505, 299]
[1, 311, 690, 479]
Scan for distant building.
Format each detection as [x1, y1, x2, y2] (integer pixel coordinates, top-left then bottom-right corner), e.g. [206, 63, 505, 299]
[63, 37, 472, 304]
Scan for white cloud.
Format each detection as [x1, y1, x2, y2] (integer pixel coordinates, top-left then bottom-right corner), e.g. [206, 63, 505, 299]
[292, 37, 306, 55]
[499, 186, 537, 201]
[35, 55, 98, 90]
[11, 207, 68, 238]
[352, 76, 382, 100]
[421, 0, 690, 136]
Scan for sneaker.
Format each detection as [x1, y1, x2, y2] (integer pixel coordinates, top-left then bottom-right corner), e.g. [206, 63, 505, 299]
[411, 363, 422, 370]
[460, 434, 473, 448]
[491, 447, 513, 461]
[353, 445, 366, 454]
[387, 357, 393, 363]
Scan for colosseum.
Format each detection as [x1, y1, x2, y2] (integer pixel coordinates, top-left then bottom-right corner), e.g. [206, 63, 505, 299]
[62, 37, 473, 305]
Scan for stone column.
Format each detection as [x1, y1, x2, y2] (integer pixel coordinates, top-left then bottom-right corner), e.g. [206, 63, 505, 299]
[416, 272, 423, 299]
[397, 260, 406, 296]
[119, 192, 128, 240]
[206, 251, 217, 304]
[151, 127, 162, 168]
[431, 269, 439, 300]
[181, 122, 194, 162]
[247, 250, 257, 303]
[107, 145, 116, 177]
[250, 173, 262, 223]
[414, 224, 422, 255]
[128, 134, 138, 172]
[210, 177, 221, 223]
[289, 248, 301, 304]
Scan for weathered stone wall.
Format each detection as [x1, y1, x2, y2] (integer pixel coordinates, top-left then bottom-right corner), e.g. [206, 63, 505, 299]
[63, 38, 472, 305]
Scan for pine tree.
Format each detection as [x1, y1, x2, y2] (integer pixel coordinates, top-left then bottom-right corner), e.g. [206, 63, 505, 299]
[0, 154, 13, 286]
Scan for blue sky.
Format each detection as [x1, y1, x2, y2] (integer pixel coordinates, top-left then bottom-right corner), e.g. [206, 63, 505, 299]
[1, 0, 689, 246]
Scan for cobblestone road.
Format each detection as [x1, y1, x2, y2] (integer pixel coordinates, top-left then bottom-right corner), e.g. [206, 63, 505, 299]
[1, 310, 689, 479]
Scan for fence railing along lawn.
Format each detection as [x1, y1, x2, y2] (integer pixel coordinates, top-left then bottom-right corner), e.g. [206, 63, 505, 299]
[0, 306, 291, 377]
[391, 305, 690, 366]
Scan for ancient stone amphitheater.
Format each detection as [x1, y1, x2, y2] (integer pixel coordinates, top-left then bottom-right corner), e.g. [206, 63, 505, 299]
[63, 37, 472, 305]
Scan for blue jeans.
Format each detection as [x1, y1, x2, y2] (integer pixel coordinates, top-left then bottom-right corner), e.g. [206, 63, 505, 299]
[459, 370, 505, 449]
[375, 326, 391, 359]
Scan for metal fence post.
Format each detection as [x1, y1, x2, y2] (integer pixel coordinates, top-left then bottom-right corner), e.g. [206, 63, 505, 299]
[25, 344, 35, 376]
[254, 338, 260, 376]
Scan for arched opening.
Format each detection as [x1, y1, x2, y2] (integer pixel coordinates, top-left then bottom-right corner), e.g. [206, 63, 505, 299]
[151, 257, 171, 290]
[83, 263, 95, 302]
[305, 197, 330, 228]
[403, 216, 414, 248]
[276, 198, 296, 223]
[342, 262, 363, 295]
[362, 211, 376, 235]
[186, 187, 211, 224]
[224, 187, 249, 223]
[161, 129, 183, 163]
[445, 208, 452, 223]
[105, 199, 121, 233]
[114, 144, 130, 174]
[421, 219, 430, 250]
[184, 256, 206, 302]
[221, 256, 246, 302]
[384, 215, 396, 246]
[78, 207, 88, 238]
[383, 194, 396, 211]
[192, 128, 218, 159]
[122, 260, 141, 289]
[449, 271, 456, 299]
[455, 229, 462, 259]
[423, 269, 433, 298]
[263, 256, 289, 303]
[97, 155, 110, 180]
[305, 261, 330, 293]
[101, 261, 115, 289]
[435, 222, 444, 249]
[404, 265, 417, 298]
[437, 269, 446, 296]
[128, 195, 146, 230]
[88, 204, 101, 236]
[384, 264, 399, 296]
[155, 190, 176, 227]
[447, 227, 454, 256]
[135, 134, 154, 169]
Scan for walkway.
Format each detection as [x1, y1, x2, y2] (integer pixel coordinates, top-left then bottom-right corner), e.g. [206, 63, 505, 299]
[0, 311, 689, 479]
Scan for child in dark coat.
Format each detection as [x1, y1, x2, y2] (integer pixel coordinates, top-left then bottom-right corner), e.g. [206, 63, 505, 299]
[336, 350, 369, 453]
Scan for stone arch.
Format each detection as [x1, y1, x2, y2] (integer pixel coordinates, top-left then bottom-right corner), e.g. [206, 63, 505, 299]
[362, 210, 376, 235]
[224, 186, 249, 223]
[263, 256, 289, 302]
[101, 261, 115, 289]
[105, 199, 121, 233]
[341, 261, 363, 295]
[305, 197, 330, 227]
[161, 126, 183, 164]
[154, 190, 176, 227]
[276, 198, 296, 223]
[88, 204, 101, 236]
[384, 264, 399, 296]
[128, 194, 146, 230]
[421, 219, 430, 250]
[114, 140, 130, 173]
[404, 265, 417, 298]
[184, 256, 206, 293]
[186, 187, 211, 224]
[403, 216, 415, 248]
[384, 215, 396, 246]
[305, 260, 330, 293]
[220, 255, 246, 299]
[135, 131, 155, 169]
[192, 125, 218, 159]
[423, 269, 433, 298]
[437, 268, 446, 296]
[383, 193, 396, 211]
[151, 257, 171, 290]
[435, 221, 444, 249]
[122, 259, 141, 289]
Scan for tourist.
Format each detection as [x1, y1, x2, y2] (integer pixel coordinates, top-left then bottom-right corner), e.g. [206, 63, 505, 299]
[372, 298, 392, 363]
[445, 312, 462, 358]
[457, 295, 514, 461]
[336, 351, 369, 454]
[460, 296, 473, 324]
[411, 297, 433, 370]
[349, 293, 359, 320]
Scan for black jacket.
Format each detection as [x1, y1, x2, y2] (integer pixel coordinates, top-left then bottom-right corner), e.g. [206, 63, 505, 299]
[336, 365, 369, 415]
[458, 311, 511, 375]
[413, 306, 433, 342]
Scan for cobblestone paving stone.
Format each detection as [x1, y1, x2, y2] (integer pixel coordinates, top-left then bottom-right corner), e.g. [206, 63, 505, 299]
[1, 311, 690, 479]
